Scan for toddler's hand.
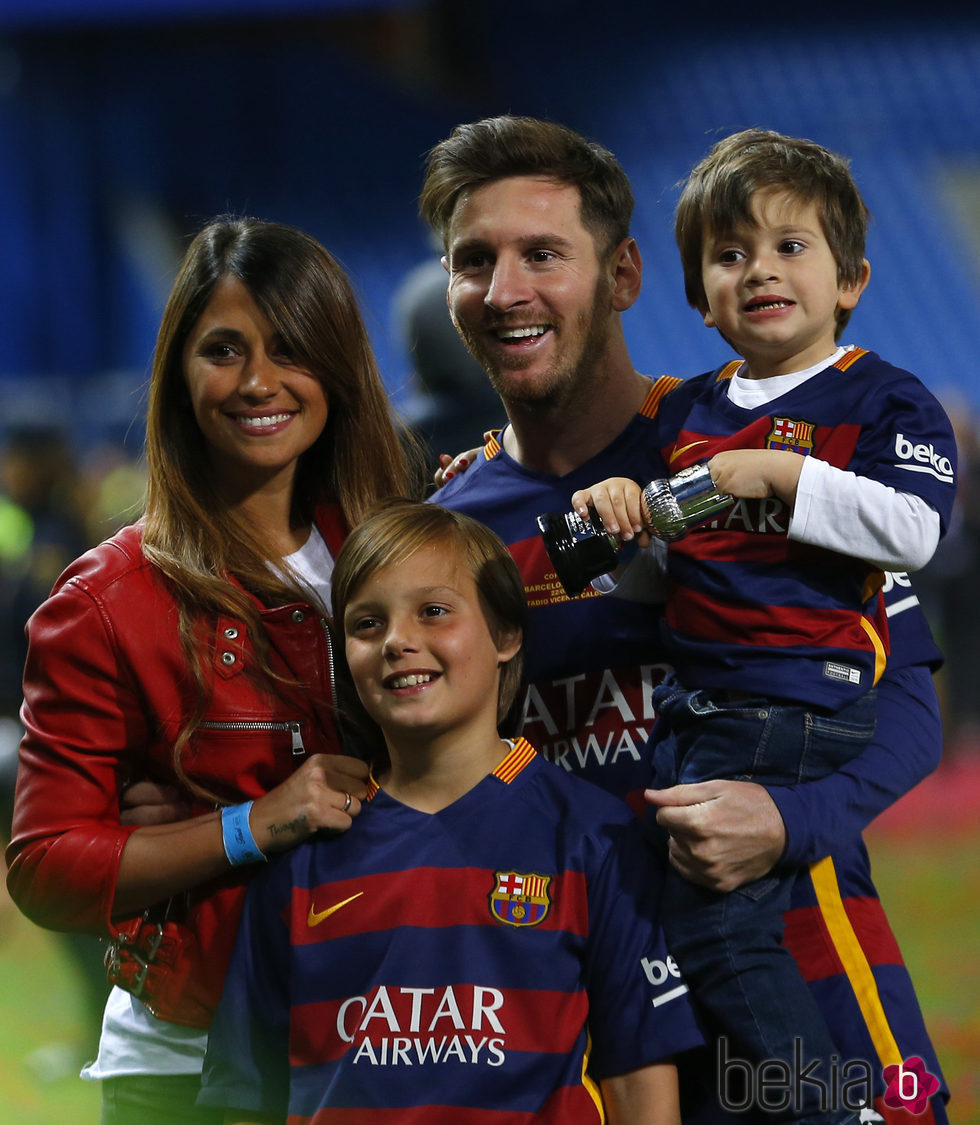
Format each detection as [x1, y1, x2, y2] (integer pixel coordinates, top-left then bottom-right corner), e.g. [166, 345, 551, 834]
[570, 477, 649, 543]
[708, 449, 804, 506]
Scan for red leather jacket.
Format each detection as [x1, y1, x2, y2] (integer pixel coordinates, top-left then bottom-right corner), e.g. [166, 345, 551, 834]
[5, 506, 348, 1028]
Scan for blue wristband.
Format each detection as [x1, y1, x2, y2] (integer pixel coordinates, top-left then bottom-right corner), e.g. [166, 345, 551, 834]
[220, 801, 267, 866]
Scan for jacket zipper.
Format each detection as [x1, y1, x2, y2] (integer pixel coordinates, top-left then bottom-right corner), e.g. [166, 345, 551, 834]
[320, 615, 350, 754]
[321, 616, 337, 708]
[198, 719, 306, 757]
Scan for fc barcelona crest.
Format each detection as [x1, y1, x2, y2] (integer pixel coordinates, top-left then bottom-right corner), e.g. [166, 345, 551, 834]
[765, 417, 815, 456]
[489, 871, 552, 927]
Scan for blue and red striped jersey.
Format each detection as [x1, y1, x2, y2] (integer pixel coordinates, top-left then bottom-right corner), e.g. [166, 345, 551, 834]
[199, 742, 704, 1122]
[649, 349, 956, 708]
[433, 378, 682, 815]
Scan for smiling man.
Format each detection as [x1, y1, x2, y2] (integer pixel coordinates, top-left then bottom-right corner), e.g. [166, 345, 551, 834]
[422, 115, 950, 1124]
[424, 119, 648, 478]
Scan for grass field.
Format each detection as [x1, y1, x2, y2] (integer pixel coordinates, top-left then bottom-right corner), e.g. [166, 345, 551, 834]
[864, 755, 980, 1123]
[1, 763, 976, 1125]
[866, 829, 980, 1123]
[0, 907, 102, 1123]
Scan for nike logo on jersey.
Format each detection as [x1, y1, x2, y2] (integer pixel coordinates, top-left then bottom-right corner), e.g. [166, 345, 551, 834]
[669, 440, 709, 466]
[893, 434, 954, 483]
[308, 891, 364, 927]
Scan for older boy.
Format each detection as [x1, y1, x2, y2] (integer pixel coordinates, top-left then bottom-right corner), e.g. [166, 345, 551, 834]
[198, 502, 702, 1123]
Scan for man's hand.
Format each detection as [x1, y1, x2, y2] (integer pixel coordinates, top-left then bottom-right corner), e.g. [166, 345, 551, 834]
[644, 779, 787, 892]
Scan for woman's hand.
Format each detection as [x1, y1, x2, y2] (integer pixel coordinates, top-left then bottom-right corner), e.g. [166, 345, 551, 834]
[433, 431, 496, 488]
[248, 753, 370, 854]
[113, 754, 371, 917]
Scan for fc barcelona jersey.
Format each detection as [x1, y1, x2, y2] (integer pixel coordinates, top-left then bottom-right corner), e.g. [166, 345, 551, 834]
[648, 348, 957, 709]
[199, 743, 704, 1122]
[429, 369, 950, 1122]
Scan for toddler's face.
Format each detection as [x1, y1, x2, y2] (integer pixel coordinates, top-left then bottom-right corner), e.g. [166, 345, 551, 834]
[699, 189, 868, 378]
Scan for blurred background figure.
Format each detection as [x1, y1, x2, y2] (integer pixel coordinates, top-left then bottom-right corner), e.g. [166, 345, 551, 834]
[391, 256, 504, 466]
[915, 393, 980, 757]
[0, 427, 89, 718]
[0, 426, 113, 1077]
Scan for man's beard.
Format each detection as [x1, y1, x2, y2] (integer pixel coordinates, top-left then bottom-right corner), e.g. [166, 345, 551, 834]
[458, 282, 610, 413]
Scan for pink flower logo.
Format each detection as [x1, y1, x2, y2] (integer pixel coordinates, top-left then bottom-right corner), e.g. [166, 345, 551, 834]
[882, 1056, 940, 1115]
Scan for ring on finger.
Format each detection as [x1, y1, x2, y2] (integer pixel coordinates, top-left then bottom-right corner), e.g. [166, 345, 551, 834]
[342, 791, 352, 813]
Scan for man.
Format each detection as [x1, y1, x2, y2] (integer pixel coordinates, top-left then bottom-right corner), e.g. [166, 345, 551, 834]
[422, 114, 948, 1124]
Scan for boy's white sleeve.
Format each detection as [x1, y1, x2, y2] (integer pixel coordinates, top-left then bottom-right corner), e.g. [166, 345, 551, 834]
[789, 455, 940, 570]
[591, 538, 668, 604]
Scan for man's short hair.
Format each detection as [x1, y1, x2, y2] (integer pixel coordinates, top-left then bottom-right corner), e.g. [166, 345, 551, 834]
[419, 114, 634, 257]
[675, 128, 870, 333]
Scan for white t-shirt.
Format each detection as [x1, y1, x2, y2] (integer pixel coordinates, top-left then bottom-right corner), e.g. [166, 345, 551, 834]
[83, 525, 336, 1080]
[279, 523, 333, 615]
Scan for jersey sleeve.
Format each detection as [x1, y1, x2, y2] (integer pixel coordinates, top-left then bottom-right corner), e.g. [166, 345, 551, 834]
[769, 664, 941, 865]
[581, 819, 704, 1077]
[851, 372, 957, 532]
[198, 857, 294, 1114]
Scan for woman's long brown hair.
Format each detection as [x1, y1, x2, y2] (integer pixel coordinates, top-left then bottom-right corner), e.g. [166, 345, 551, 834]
[142, 216, 420, 798]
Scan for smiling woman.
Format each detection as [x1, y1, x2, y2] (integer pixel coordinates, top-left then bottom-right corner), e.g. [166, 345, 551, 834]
[5, 216, 421, 1124]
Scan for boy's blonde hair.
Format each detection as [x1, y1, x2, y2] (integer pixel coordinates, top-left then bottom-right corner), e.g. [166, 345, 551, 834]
[675, 129, 870, 337]
[331, 499, 526, 765]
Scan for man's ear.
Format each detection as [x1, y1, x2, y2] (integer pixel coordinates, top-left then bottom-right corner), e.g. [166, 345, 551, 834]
[839, 258, 871, 311]
[610, 237, 643, 312]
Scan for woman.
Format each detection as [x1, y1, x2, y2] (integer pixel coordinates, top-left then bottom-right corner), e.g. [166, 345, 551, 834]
[5, 216, 418, 1123]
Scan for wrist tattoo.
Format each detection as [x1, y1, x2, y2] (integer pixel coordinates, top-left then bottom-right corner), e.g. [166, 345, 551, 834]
[267, 813, 309, 838]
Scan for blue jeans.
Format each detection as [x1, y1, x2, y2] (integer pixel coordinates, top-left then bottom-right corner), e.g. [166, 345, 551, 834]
[650, 678, 876, 1125]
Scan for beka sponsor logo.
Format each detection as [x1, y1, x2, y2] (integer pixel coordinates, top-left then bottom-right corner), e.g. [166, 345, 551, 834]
[894, 434, 954, 483]
[640, 955, 690, 1008]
